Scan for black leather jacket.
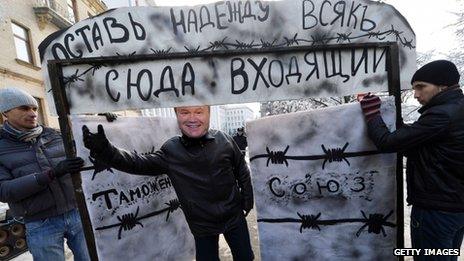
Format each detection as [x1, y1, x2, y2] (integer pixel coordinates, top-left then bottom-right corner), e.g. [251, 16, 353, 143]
[98, 129, 254, 236]
[367, 88, 464, 212]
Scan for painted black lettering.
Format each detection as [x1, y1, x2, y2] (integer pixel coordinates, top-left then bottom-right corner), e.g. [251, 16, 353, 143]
[268, 59, 284, 87]
[64, 34, 82, 58]
[182, 62, 195, 95]
[137, 69, 153, 101]
[247, 58, 269, 90]
[187, 9, 198, 33]
[347, 2, 361, 29]
[351, 48, 368, 76]
[105, 70, 121, 102]
[323, 50, 350, 82]
[159, 177, 171, 189]
[141, 184, 150, 196]
[286, 56, 302, 84]
[128, 12, 146, 40]
[304, 51, 320, 81]
[199, 6, 215, 32]
[360, 6, 376, 31]
[373, 47, 387, 72]
[319, 0, 331, 26]
[256, 0, 269, 22]
[119, 191, 129, 204]
[154, 66, 180, 97]
[215, 1, 228, 29]
[126, 69, 137, 100]
[170, 8, 186, 35]
[269, 177, 285, 197]
[351, 177, 365, 192]
[129, 187, 141, 201]
[243, 1, 256, 21]
[103, 17, 129, 43]
[302, 0, 317, 29]
[227, 1, 242, 23]
[51, 43, 70, 60]
[75, 25, 93, 53]
[91, 23, 104, 51]
[317, 180, 340, 194]
[92, 189, 117, 210]
[231, 58, 249, 94]
[293, 183, 307, 195]
[330, 1, 346, 27]
[149, 180, 159, 192]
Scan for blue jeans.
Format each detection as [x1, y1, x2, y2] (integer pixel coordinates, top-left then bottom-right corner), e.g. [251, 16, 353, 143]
[25, 209, 90, 261]
[194, 215, 254, 261]
[411, 206, 464, 261]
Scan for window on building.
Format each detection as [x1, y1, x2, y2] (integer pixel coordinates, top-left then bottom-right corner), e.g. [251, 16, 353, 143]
[11, 22, 33, 64]
[34, 97, 45, 125]
[67, 0, 77, 22]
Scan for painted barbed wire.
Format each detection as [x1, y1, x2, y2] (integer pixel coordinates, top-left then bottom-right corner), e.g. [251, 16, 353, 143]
[150, 47, 172, 55]
[77, 156, 114, 180]
[52, 63, 107, 93]
[115, 51, 137, 56]
[184, 45, 201, 54]
[80, 147, 157, 180]
[56, 26, 414, 93]
[258, 210, 395, 237]
[95, 199, 182, 240]
[179, 25, 415, 53]
[250, 142, 382, 169]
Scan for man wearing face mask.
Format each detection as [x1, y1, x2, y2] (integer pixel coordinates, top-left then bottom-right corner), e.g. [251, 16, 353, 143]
[359, 60, 464, 259]
[0, 87, 89, 261]
[82, 105, 254, 261]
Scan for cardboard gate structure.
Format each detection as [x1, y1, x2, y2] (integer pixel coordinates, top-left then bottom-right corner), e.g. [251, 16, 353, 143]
[39, 0, 416, 259]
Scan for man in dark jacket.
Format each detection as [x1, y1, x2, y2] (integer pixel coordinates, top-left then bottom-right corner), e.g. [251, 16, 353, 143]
[233, 127, 248, 153]
[0, 87, 88, 261]
[360, 60, 464, 259]
[82, 105, 254, 261]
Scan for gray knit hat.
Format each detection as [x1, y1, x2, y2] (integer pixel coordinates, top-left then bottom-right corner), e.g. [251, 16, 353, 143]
[0, 87, 38, 113]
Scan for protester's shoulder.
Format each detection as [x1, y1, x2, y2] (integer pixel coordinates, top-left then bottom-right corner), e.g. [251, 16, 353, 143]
[422, 103, 455, 118]
[41, 126, 62, 138]
[160, 135, 182, 150]
[210, 129, 230, 139]
[211, 130, 236, 145]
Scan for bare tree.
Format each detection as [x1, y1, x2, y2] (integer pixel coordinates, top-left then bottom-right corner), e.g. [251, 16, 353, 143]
[447, 0, 464, 85]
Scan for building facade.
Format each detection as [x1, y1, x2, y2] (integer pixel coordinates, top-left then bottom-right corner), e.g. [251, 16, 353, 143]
[224, 105, 255, 136]
[0, 0, 107, 127]
[142, 105, 227, 131]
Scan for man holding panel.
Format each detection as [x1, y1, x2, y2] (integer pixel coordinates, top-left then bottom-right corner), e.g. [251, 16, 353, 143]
[82, 105, 254, 261]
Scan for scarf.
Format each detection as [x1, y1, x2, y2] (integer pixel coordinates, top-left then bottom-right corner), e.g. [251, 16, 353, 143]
[2, 121, 43, 142]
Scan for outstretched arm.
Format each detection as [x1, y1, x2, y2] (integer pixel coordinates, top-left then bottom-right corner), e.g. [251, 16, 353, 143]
[82, 125, 168, 176]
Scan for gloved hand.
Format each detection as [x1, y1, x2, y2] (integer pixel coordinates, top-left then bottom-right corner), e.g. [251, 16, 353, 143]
[98, 112, 118, 122]
[360, 94, 381, 122]
[53, 157, 85, 177]
[82, 124, 110, 157]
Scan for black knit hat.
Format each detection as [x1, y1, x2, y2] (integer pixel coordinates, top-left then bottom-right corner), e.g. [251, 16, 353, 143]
[411, 60, 460, 86]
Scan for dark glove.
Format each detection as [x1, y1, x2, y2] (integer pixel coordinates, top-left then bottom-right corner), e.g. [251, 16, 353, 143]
[360, 94, 381, 122]
[53, 157, 84, 177]
[98, 112, 118, 122]
[82, 124, 110, 157]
